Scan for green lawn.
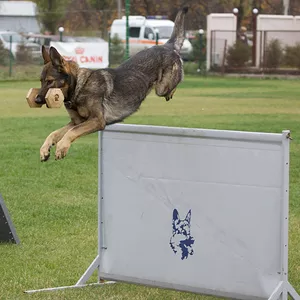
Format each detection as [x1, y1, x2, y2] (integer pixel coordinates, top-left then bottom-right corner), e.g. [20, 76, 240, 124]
[0, 76, 299, 300]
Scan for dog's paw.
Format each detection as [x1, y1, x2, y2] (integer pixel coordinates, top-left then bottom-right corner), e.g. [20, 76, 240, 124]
[165, 94, 173, 101]
[55, 140, 71, 160]
[165, 89, 176, 101]
[40, 146, 51, 162]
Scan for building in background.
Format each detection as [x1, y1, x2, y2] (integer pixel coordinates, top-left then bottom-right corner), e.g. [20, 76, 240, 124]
[0, 1, 40, 33]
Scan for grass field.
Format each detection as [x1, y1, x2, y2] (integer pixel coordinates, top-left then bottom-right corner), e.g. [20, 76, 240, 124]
[0, 76, 299, 300]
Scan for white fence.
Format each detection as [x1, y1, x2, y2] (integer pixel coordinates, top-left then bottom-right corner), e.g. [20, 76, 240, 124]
[207, 13, 300, 69]
[206, 13, 236, 71]
[26, 124, 299, 300]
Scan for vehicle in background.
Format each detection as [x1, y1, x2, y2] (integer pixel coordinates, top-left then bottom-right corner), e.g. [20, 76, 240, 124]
[74, 36, 106, 43]
[24, 33, 76, 47]
[24, 33, 106, 48]
[24, 33, 59, 48]
[0, 31, 40, 59]
[110, 15, 193, 60]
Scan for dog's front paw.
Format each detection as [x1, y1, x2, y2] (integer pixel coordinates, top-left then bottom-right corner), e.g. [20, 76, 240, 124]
[40, 146, 51, 162]
[55, 140, 71, 160]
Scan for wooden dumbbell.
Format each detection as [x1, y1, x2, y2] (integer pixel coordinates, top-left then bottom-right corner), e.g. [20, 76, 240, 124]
[26, 88, 64, 108]
[45, 88, 64, 108]
[26, 88, 43, 108]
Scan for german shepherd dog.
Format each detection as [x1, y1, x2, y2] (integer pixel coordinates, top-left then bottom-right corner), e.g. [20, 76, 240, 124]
[36, 7, 188, 161]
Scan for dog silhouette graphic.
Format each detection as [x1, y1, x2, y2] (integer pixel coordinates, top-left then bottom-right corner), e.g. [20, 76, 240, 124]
[170, 209, 195, 260]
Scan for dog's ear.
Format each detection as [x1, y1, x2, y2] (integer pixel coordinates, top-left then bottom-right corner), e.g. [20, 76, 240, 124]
[42, 45, 50, 64]
[173, 209, 179, 221]
[49, 47, 67, 73]
[185, 210, 191, 224]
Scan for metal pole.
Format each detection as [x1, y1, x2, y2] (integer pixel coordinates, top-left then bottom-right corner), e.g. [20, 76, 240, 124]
[9, 35, 12, 77]
[108, 31, 111, 67]
[58, 27, 64, 42]
[233, 8, 239, 41]
[117, 0, 122, 18]
[252, 9, 258, 67]
[262, 31, 267, 71]
[197, 29, 204, 73]
[199, 34, 203, 71]
[283, 0, 290, 15]
[155, 29, 159, 45]
[210, 30, 214, 69]
[124, 0, 130, 60]
[221, 40, 228, 75]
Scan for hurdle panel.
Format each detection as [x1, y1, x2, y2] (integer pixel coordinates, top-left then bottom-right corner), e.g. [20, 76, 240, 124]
[98, 124, 295, 300]
[25, 124, 299, 299]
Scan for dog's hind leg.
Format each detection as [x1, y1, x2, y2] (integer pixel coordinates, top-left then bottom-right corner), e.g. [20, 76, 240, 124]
[40, 109, 84, 162]
[55, 116, 106, 160]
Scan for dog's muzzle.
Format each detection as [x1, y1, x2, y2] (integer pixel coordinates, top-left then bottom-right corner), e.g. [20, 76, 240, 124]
[35, 95, 46, 105]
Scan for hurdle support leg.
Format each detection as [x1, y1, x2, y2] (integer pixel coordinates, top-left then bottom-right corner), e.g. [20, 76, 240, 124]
[76, 255, 100, 285]
[24, 255, 115, 294]
[286, 282, 300, 300]
[267, 281, 300, 300]
[268, 282, 284, 300]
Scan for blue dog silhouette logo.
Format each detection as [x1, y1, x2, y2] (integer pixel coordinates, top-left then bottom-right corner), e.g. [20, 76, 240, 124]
[170, 209, 195, 260]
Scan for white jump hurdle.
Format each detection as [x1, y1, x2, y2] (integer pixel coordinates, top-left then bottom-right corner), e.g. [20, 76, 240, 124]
[26, 124, 299, 300]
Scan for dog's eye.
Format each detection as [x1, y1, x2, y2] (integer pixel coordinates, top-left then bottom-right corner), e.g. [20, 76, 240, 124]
[47, 80, 54, 85]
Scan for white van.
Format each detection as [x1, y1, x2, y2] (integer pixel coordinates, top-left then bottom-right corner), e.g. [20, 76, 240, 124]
[0, 31, 40, 59]
[110, 16, 193, 60]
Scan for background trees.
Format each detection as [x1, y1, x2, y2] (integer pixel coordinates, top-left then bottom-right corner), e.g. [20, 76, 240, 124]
[28, 0, 300, 35]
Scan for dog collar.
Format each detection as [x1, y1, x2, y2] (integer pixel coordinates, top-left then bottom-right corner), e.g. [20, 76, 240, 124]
[64, 100, 73, 109]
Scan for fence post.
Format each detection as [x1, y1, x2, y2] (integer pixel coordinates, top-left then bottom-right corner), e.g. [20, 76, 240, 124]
[9, 35, 12, 77]
[108, 31, 111, 67]
[197, 29, 204, 73]
[263, 31, 267, 71]
[155, 29, 159, 45]
[210, 30, 214, 70]
[259, 30, 262, 69]
[124, 0, 130, 61]
[221, 39, 228, 75]
[58, 27, 64, 42]
[252, 8, 259, 67]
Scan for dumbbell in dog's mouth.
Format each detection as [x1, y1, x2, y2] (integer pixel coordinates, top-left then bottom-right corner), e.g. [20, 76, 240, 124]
[26, 88, 64, 109]
[35, 91, 61, 106]
[35, 95, 51, 108]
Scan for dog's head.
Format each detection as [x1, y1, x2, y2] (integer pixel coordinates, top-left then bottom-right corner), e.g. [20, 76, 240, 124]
[35, 46, 78, 106]
[172, 209, 191, 238]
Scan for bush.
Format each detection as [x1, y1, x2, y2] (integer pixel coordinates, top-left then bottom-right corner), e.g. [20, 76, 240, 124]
[0, 40, 10, 66]
[189, 32, 206, 63]
[183, 61, 204, 75]
[110, 34, 124, 65]
[16, 43, 33, 64]
[264, 39, 283, 69]
[226, 41, 251, 68]
[284, 43, 300, 69]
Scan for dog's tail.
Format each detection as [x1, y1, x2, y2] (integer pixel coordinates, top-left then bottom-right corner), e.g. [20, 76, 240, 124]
[166, 7, 188, 52]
